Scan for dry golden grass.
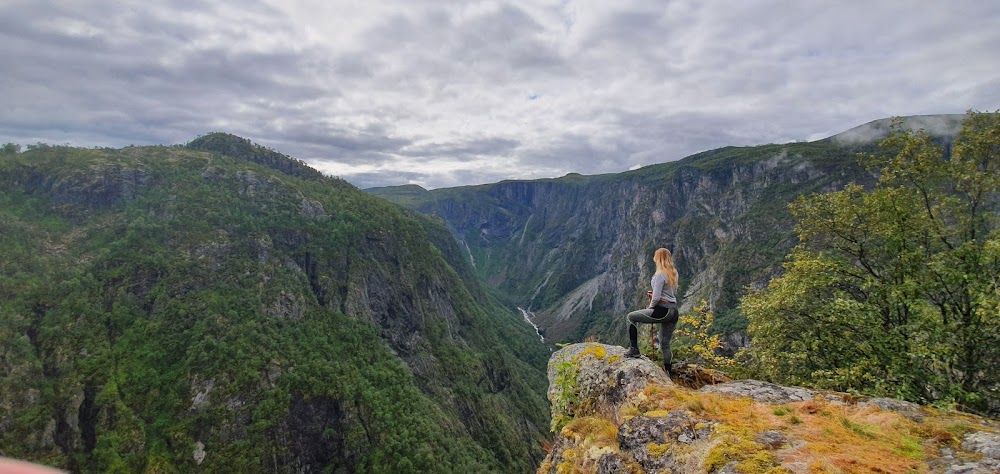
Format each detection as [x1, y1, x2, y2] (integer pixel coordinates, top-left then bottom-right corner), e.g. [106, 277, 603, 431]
[776, 401, 926, 473]
[555, 417, 620, 473]
[561, 416, 619, 447]
[626, 385, 959, 473]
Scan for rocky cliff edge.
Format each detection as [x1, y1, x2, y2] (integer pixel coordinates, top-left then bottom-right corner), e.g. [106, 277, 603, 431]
[539, 343, 1000, 474]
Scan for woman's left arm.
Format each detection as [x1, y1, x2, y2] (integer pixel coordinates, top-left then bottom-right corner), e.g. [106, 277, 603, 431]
[648, 273, 664, 308]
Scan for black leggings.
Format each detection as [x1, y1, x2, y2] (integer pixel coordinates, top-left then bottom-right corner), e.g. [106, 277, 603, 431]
[626, 305, 679, 366]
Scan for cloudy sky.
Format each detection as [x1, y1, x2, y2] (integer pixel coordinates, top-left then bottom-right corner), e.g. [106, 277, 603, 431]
[2, 1, 999, 189]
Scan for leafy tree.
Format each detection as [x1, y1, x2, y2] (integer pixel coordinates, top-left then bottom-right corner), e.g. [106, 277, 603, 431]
[1, 143, 19, 155]
[742, 112, 1000, 414]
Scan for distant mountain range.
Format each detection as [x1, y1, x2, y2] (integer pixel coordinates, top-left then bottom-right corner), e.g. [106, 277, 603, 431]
[368, 114, 972, 347]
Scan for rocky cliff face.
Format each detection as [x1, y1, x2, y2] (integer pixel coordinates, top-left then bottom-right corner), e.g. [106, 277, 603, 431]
[540, 343, 1000, 473]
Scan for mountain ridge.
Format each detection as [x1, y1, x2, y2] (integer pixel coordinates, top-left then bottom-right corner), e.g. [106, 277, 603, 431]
[0, 139, 550, 472]
[366, 113, 971, 195]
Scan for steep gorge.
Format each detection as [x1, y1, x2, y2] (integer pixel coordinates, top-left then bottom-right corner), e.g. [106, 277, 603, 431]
[370, 114, 967, 346]
[373, 142, 870, 346]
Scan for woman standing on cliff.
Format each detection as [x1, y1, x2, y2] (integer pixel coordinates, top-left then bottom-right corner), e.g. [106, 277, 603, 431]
[624, 248, 679, 375]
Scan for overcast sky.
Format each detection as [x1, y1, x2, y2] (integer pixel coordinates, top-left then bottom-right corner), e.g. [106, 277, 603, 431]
[2, 1, 999, 189]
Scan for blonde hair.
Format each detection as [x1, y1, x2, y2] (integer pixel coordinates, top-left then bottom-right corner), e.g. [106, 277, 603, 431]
[654, 248, 678, 289]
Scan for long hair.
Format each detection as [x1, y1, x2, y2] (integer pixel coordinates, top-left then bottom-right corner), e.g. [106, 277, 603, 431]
[653, 248, 678, 289]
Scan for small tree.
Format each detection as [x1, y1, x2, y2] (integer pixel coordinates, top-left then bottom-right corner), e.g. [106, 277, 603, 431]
[673, 301, 734, 369]
[742, 112, 1000, 414]
[643, 301, 735, 369]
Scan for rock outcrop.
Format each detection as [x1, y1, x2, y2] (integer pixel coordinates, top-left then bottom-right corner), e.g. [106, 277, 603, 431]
[539, 343, 1000, 473]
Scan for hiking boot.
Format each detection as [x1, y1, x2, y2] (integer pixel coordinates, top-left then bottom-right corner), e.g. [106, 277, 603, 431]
[664, 363, 675, 378]
[624, 347, 640, 358]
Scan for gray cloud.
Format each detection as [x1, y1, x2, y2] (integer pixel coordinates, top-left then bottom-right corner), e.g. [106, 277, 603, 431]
[399, 137, 520, 159]
[2, 0, 999, 189]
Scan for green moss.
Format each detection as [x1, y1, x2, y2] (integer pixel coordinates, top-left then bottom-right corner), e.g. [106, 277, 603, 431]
[647, 442, 669, 457]
[573, 343, 607, 361]
[704, 428, 780, 473]
[893, 435, 925, 460]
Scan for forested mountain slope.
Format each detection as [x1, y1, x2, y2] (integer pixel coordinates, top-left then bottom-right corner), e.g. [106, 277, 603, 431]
[368, 115, 966, 347]
[0, 135, 550, 473]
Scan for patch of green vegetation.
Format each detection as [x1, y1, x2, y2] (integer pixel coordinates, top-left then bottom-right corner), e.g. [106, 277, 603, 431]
[550, 359, 580, 432]
[894, 436, 925, 460]
[771, 406, 791, 416]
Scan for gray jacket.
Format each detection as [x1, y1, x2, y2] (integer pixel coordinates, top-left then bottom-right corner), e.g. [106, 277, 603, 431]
[648, 272, 677, 309]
